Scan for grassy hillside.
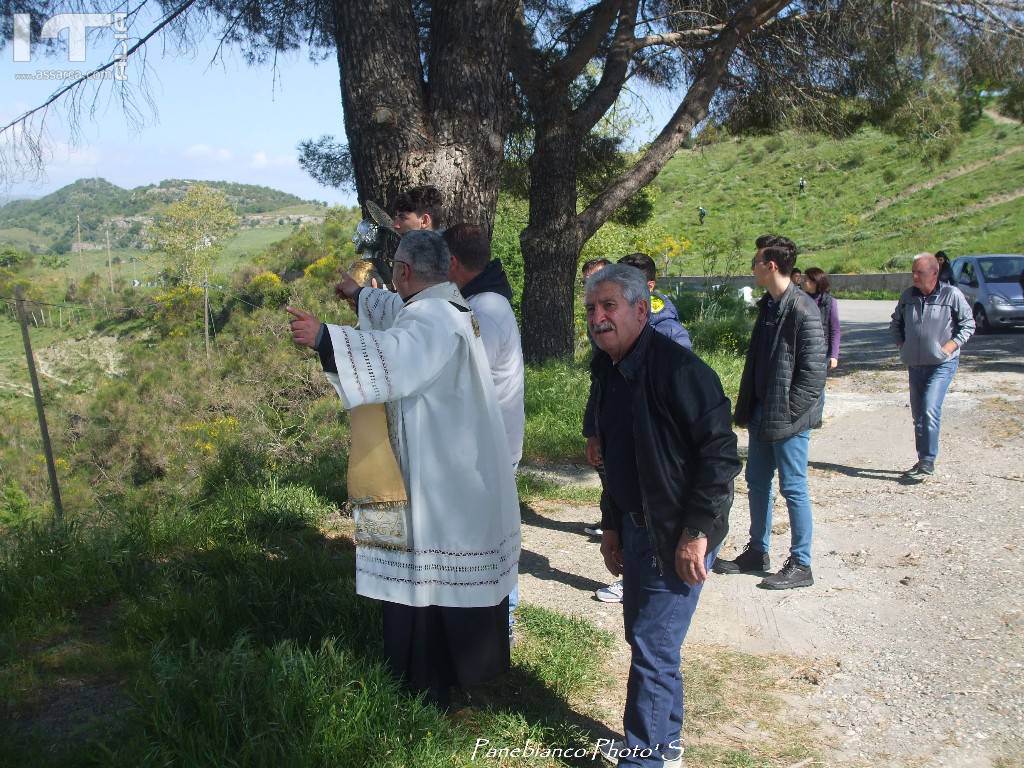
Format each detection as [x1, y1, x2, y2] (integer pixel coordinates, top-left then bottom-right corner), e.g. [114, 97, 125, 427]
[652, 115, 1024, 274]
[0, 178, 317, 253]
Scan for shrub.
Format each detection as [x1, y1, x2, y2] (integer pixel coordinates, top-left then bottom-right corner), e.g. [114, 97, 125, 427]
[764, 136, 785, 153]
[882, 168, 898, 184]
[151, 285, 204, 337]
[303, 254, 341, 282]
[0, 480, 37, 528]
[1000, 79, 1024, 121]
[244, 271, 290, 308]
[882, 255, 910, 271]
[841, 150, 866, 170]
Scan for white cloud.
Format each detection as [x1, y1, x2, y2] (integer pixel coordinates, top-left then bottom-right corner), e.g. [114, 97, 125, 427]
[182, 144, 233, 162]
[250, 150, 294, 169]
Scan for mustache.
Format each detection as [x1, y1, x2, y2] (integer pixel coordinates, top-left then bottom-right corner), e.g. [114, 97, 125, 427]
[590, 321, 615, 333]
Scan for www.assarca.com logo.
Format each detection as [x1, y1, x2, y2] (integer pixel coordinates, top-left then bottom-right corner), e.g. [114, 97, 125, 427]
[12, 12, 129, 81]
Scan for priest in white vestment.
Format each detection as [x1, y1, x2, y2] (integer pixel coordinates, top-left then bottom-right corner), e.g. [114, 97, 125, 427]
[287, 229, 520, 707]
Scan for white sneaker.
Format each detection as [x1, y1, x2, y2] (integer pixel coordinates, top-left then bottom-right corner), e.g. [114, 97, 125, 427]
[584, 523, 603, 536]
[595, 580, 624, 603]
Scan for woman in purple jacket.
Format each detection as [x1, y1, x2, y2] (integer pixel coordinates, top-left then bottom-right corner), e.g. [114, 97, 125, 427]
[804, 267, 839, 429]
[804, 267, 840, 370]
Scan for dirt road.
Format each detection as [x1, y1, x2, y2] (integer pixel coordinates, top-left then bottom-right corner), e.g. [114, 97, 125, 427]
[519, 300, 1024, 767]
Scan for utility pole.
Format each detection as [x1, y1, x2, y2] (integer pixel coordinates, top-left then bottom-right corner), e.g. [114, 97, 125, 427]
[106, 223, 114, 293]
[14, 287, 64, 524]
[203, 270, 211, 365]
[76, 214, 83, 275]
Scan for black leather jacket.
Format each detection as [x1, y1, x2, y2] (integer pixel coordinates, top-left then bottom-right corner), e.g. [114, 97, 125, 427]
[593, 324, 741, 573]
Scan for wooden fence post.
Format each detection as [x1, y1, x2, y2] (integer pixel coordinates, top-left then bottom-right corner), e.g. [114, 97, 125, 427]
[14, 287, 64, 524]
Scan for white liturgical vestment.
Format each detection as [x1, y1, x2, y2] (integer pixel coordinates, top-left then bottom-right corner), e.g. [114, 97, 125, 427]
[323, 281, 520, 609]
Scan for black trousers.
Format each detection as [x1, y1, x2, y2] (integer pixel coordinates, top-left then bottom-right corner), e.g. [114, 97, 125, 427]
[381, 597, 510, 708]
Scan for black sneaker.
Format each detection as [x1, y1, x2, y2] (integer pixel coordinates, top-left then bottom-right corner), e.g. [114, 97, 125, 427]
[759, 557, 813, 589]
[712, 544, 769, 575]
[900, 462, 935, 483]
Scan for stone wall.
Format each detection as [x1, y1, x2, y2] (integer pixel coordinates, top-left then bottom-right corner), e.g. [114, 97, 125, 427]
[661, 272, 912, 293]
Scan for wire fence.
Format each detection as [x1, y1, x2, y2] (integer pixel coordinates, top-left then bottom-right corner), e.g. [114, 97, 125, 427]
[0, 286, 264, 329]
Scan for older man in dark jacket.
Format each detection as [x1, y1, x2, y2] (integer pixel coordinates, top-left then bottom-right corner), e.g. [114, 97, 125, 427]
[715, 235, 826, 590]
[586, 264, 740, 767]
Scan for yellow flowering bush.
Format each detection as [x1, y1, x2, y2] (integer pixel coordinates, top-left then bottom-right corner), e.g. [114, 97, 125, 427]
[303, 254, 341, 282]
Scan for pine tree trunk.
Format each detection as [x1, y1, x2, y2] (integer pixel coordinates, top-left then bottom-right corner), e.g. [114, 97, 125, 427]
[520, 113, 583, 363]
[330, 0, 512, 233]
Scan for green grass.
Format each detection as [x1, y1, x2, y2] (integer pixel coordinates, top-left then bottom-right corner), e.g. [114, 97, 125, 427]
[517, 473, 601, 504]
[218, 224, 298, 268]
[523, 362, 591, 462]
[0, 227, 49, 250]
[653, 116, 1024, 274]
[0, 491, 617, 768]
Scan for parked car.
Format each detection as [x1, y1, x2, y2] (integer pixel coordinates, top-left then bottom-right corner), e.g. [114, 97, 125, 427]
[950, 254, 1024, 333]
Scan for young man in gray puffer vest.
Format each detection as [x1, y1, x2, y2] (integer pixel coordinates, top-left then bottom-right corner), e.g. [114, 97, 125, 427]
[715, 235, 826, 589]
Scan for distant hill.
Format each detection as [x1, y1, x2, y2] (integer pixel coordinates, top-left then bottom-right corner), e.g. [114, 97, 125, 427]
[651, 115, 1024, 273]
[0, 178, 318, 253]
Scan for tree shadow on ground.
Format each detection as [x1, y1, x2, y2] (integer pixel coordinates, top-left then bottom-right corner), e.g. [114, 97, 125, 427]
[520, 503, 599, 537]
[519, 547, 607, 594]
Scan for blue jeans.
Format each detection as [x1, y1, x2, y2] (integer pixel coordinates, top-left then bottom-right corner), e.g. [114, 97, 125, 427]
[745, 408, 814, 567]
[908, 358, 958, 467]
[619, 515, 718, 767]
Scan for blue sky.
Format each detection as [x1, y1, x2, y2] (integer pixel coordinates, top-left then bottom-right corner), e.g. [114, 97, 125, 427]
[1, 7, 678, 207]
[1, 9, 359, 205]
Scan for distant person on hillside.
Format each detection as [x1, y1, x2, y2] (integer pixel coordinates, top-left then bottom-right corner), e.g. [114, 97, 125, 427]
[799, 177, 806, 194]
[803, 267, 841, 428]
[889, 253, 974, 483]
[698, 206, 707, 225]
[391, 185, 444, 234]
[935, 251, 954, 285]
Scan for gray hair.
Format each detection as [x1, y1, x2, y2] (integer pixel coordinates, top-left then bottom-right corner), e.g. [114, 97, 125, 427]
[585, 263, 651, 306]
[396, 230, 450, 281]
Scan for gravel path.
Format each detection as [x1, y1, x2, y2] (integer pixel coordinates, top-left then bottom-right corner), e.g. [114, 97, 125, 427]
[518, 302, 1024, 767]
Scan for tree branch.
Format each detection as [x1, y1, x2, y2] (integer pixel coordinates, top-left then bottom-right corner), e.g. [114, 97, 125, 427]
[628, 24, 725, 52]
[0, 0, 196, 142]
[552, 0, 622, 84]
[571, 0, 640, 132]
[576, 0, 793, 240]
[510, 7, 550, 105]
